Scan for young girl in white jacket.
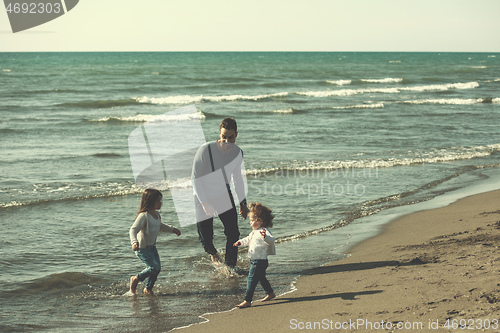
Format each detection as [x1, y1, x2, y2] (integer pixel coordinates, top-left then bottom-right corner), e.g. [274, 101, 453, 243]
[129, 189, 181, 295]
[233, 202, 276, 308]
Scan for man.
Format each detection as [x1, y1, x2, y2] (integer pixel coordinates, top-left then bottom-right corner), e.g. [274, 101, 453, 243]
[191, 117, 249, 267]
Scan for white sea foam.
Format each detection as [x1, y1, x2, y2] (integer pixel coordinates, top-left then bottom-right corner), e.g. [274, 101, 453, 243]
[361, 78, 403, 83]
[403, 97, 500, 105]
[0, 182, 144, 209]
[4, 144, 499, 209]
[146, 111, 205, 123]
[297, 87, 399, 97]
[245, 144, 500, 176]
[326, 79, 352, 86]
[403, 98, 484, 105]
[204, 92, 288, 102]
[91, 111, 205, 123]
[297, 89, 356, 97]
[167, 177, 193, 189]
[331, 103, 384, 109]
[136, 95, 203, 105]
[273, 108, 294, 114]
[135, 92, 288, 105]
[298, 81, 479, 98]
[400, 81, 479, 92]
[139, 83, 478, 102]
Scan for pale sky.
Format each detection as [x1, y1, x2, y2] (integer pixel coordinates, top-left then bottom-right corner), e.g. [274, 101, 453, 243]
[1, 0, 499, 52]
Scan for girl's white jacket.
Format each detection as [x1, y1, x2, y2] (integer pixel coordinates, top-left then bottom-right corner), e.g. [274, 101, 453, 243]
[129, 212, 174, 249]
[238, 228, 276, 260]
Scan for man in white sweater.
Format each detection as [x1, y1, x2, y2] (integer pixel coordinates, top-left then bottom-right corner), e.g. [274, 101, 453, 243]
[192, 117, 249, 267]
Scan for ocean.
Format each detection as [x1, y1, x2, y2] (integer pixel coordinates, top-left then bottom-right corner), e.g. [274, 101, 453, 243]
[1, 52, 499, 332]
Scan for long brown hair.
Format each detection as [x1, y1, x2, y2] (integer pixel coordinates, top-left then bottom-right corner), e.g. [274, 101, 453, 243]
[137, 188, 162, 216]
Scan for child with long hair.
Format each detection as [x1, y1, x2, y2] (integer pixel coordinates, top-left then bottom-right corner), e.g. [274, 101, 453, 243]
[233, 202, 276, 308]
[129, 189, 181, 295]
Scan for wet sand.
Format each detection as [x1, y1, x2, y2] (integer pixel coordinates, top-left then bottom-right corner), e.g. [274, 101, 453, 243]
[175, 189, 500, 332]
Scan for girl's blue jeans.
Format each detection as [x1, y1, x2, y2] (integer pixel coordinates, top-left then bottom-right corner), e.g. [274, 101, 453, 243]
[245, 259, 273, 302]
[135, 245, 161, 291]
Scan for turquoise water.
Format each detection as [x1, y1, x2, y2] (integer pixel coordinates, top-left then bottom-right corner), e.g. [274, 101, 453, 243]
[1, 52, 499, 332]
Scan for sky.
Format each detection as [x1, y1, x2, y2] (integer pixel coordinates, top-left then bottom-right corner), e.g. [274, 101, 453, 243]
[1, 0, 500, 52]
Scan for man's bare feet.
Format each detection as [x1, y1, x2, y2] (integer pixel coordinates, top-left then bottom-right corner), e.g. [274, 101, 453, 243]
[236, 301, 251, 308]
[260, 292, 276, 302]
[210, 253, 222, 263]
[130, 276, 139, 294]
[143, 288, 155, 296]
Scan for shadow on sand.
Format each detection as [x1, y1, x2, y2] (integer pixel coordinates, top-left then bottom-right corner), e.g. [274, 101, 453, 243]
[248, 259, 429, 308]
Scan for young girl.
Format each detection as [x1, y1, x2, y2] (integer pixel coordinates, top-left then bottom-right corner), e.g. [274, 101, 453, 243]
[233, 202, 276, 308]
[129, 189, 181, 295]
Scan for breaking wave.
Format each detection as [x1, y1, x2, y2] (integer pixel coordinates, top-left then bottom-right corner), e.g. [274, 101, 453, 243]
[89, 111, 205, 123]
[360, 78, 403, 83]
[403, 97, 500, 105]
[245, 144, 500, 176]
[298, 81, 479, 97]
[3, 144, 498, 209]
[135, 92, 288, 105]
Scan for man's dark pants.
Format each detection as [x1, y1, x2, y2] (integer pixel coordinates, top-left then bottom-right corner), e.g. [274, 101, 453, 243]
[196, 192, 240, 267]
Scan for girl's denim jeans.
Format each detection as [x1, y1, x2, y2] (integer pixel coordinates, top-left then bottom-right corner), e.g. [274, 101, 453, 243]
[244, 259, 273, 302]
[135, 245, 161, 291]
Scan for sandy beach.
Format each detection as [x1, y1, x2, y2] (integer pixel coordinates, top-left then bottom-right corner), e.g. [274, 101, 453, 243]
[175, 189, 500, 333]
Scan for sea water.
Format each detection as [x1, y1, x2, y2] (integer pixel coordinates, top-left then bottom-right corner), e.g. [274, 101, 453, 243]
[1, 52, 499, 332]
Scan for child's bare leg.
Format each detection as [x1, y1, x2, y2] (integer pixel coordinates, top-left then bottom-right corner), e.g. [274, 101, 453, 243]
[130, 276, 139, 294]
